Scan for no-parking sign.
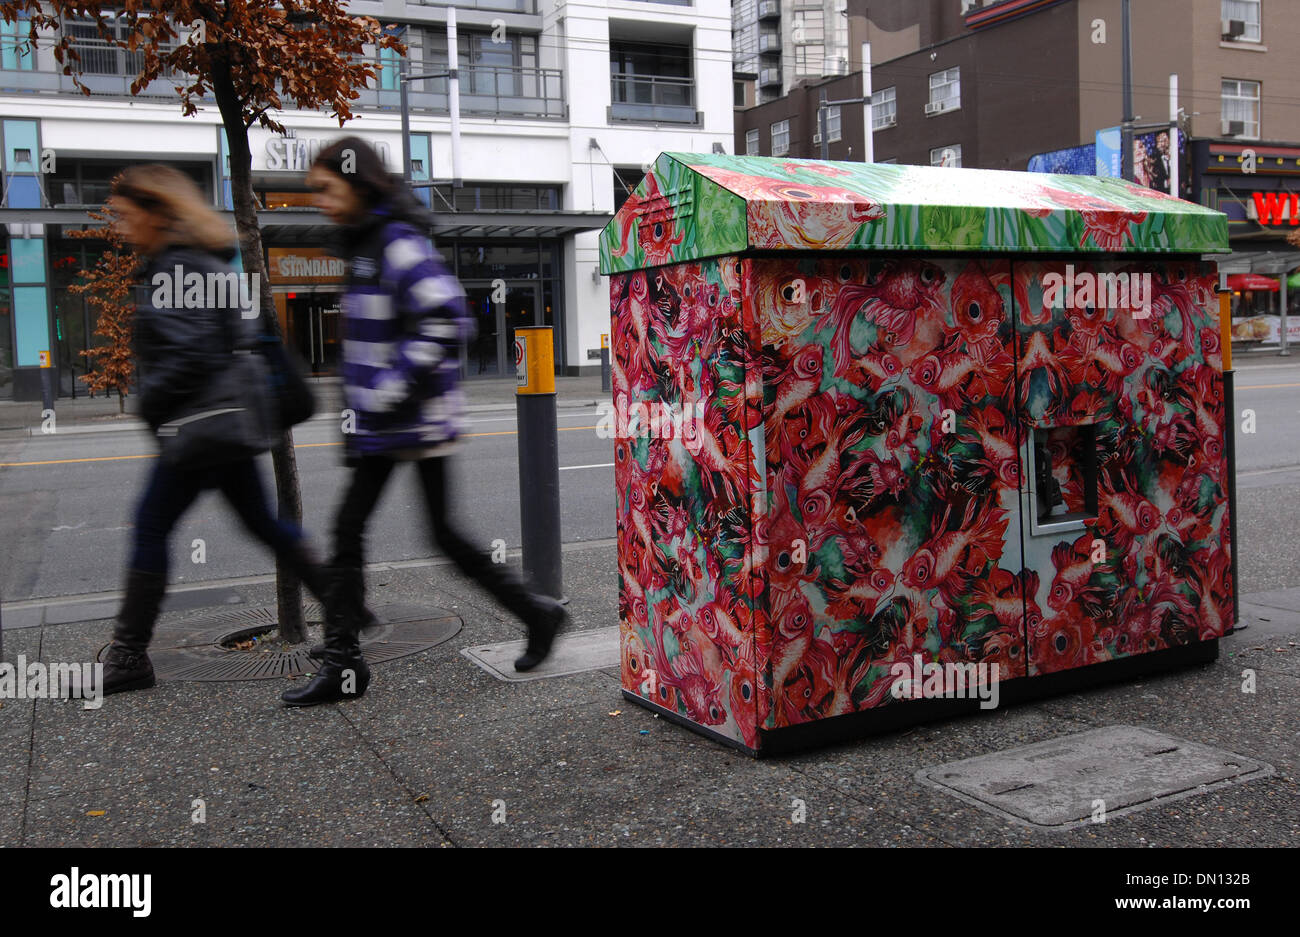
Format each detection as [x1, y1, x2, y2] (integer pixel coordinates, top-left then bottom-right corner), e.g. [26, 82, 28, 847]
[514, 334, 528, 387]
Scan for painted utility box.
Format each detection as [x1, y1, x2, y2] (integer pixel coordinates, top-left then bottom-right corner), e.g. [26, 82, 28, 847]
[599, 153, 1232, 755]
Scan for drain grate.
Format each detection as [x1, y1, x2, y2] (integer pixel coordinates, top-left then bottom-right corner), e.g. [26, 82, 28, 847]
[96, 603, 461, 682]
[915, 726, 1274, 830]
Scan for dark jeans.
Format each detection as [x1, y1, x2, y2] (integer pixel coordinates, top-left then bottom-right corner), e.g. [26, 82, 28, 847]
[331, 455, 538, 622]
[131, 457, 304, 578]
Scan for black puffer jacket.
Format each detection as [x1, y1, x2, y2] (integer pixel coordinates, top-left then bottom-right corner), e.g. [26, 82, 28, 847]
[132, 245, 255, 432]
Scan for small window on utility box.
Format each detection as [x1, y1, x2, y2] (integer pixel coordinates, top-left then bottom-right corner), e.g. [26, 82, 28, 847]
[1031, 424, 1099, 533]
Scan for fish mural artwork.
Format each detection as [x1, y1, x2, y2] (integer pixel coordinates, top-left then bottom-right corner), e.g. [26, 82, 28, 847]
[603, 154, 1231, 752]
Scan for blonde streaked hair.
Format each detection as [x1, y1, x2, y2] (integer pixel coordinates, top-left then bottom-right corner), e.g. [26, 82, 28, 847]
[111, 164, 235, 253]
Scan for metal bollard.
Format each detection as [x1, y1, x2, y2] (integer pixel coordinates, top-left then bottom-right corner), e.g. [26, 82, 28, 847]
[514, 326, 564, 601]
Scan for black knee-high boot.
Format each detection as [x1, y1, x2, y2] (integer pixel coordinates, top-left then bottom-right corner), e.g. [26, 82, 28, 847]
[103, 568, 168, 696]
[281, 565, 371, 706]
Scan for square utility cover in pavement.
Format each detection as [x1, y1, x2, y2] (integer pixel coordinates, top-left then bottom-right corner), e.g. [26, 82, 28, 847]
[915, 726, 1274, 830]
[462, 626, 618, 682]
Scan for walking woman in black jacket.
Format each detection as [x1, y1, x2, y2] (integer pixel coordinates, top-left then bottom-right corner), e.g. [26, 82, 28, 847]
[102, 165, 331, 696]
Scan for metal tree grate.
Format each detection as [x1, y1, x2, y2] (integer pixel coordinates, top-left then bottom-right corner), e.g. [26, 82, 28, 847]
[97, 604, 461, 682]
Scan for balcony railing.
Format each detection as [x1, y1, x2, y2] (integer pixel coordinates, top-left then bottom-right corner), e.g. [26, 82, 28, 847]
[758, 0, 780, 19]
[0, 37, 188, 100]
[759, 67, 781, 87]
[0, 39, 565, 120]
[609, 73, 696, 123]
[361, 63, 565, 120]
[411, 0, 538, 12]
[759, 32, 780, 53]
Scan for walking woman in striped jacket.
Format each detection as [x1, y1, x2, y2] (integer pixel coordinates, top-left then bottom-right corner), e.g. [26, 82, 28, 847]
[283, 137, 566, 706]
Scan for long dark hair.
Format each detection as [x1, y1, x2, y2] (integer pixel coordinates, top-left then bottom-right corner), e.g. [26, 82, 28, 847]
[312, 136, 431, 230]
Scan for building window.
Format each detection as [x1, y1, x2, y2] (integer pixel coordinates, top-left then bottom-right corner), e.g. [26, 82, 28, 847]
[794, 43, 824, 77]
[826, 105, 841, 142]
[794, 10, 825, 45]
[1221, 78, 1261, 138]
[961, 0, 981, 13]
[871, 86, 897, 129]
[613, 168, 642, 213]
[610, 40, 694, 119]
[1221, 0, 1261, 42]
[930, 144, 961, 167]
[0, 13, 34, 72]
[927, 66, 960, 114]
[734, 80, 746, 107]
[746, 128, 760, 155]
[771, 119, 790, 157]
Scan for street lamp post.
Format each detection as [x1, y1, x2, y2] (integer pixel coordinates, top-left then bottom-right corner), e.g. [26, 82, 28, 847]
[399, 9, 463, 192]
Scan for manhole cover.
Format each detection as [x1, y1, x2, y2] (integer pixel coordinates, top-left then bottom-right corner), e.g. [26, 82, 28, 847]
[462, 626, 618, 682]
[916, 726, 1274, 830]
[96, 603, 461, 682]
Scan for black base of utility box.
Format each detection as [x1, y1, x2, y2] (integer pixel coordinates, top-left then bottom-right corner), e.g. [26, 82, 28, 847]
[622, 639, 1221, 758]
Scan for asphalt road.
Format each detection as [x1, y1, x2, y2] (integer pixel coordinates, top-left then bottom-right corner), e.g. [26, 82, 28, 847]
[0, 408, 616, 602]
[1, 357, 1297, 603]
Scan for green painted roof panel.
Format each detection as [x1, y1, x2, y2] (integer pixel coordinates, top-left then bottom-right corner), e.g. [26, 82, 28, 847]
[599, 153, 1230, 274]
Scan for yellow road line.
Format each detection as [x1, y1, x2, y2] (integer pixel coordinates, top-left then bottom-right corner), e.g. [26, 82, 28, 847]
[0, 425, 600, 468]
[1238, 381, 1300, 390]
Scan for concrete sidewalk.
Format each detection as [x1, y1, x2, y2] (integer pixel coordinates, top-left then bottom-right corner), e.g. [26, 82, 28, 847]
[0, 374, 609, 439]
[1, 546, 1296, 847]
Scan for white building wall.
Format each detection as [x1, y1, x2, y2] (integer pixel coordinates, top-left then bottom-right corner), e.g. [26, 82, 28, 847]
[0, 0, 734, 376]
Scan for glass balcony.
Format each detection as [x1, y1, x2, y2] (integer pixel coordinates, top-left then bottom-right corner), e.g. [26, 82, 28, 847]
[362, 63, 566, 120]
[609, 73, 696, 123]
[0, 39, 566, 120]
[0, 37, 192, 101]
[758, 0, 780, 20]
[410, 0, 538, 12]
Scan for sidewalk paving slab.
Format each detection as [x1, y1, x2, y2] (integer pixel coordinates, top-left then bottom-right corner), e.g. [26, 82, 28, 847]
[3, 551, 1299, 847]
[28, 691, 363, 800]
[372, 704, 951, 847]
[335, 650, 624, 744]
[22, 752, 449, 848]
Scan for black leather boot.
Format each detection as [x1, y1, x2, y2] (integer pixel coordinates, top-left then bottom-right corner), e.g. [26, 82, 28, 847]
[307, 605, 380, 659]
[281, 630, 371, 707]
[282, 565, 371, 706]
[514, 596, 568, 672]
[103, 568, 167, 696]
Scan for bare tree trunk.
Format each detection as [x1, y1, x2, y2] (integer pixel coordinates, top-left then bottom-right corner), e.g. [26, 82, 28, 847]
[212, 57, 306, 644]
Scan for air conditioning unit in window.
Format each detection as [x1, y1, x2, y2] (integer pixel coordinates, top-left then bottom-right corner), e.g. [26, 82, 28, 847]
[1221, 18, 1246, 39]
[813, 132, 822, 145]
[1222, 119, 1246, 137]
[924, 100, 949, 116]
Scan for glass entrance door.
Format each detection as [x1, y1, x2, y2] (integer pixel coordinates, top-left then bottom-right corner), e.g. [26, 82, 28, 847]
[282, 289, 341, 375]
[461, 282, 538, 378]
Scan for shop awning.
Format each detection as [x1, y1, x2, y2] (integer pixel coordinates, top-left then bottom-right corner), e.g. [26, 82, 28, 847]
[1227, 273, 1279, 291]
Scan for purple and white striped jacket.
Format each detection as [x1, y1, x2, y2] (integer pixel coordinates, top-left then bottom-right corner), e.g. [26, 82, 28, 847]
[339, 209, 475, 456]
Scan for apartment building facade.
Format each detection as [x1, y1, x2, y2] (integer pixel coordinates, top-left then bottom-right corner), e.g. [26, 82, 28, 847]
[0, 0, 733, 402]
[735, 0, 1299, 284]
